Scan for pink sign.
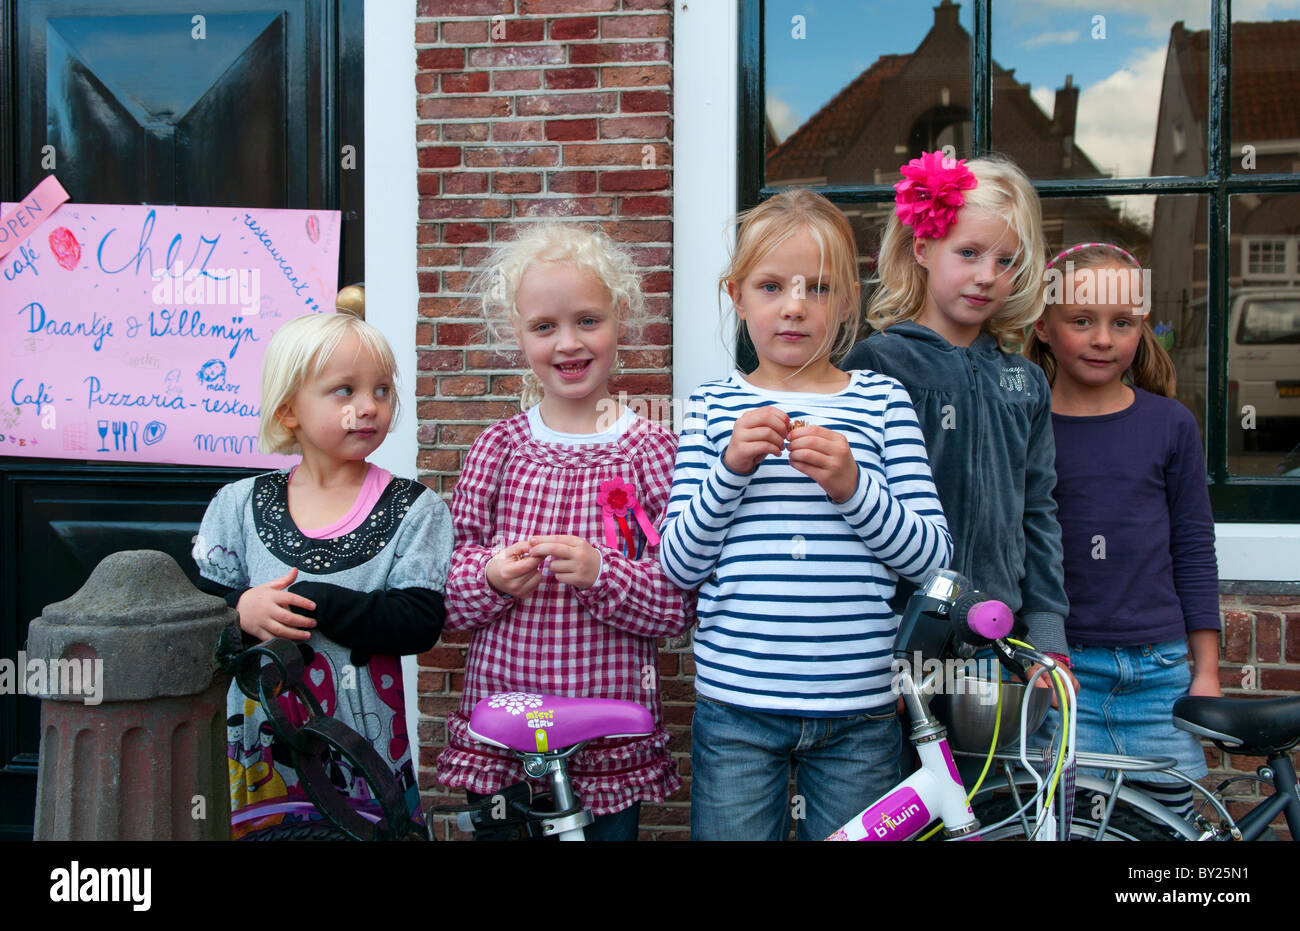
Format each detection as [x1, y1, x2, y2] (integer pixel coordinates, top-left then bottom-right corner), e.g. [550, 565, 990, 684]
[0, 200, 341, 467]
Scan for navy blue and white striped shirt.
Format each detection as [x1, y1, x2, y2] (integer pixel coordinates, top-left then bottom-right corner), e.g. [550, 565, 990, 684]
[659, 371, 952, 715]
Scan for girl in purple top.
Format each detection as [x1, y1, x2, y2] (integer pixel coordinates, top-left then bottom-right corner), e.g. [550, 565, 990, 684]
[1025, 242, 1221, 815]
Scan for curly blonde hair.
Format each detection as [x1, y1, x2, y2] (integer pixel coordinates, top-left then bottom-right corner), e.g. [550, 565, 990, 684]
[868, 154, 1046, 352]
[719, 189, 862, 372]
[470, 224, 647, 409]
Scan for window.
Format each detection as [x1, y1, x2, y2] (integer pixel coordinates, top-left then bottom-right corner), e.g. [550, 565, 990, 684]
[741, 0, 1300, 519]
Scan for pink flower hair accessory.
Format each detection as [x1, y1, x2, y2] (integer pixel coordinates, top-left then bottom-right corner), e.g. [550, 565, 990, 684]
[596, 478, 660, 558]
[894, 150, 978, 240]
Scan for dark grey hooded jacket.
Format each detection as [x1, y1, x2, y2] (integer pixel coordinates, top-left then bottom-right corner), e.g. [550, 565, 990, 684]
[841, 321, 1068, 654]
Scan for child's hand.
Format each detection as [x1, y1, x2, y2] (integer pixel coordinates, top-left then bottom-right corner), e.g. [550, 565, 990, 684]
[788, 424, 859, 503]
[1189, 670, 1222, 698]
[723, 406, 789, 475]
[236, 568, 317, 642]
[1022, 663, 1081, 709]
[486, 540, 543, 599]
[527, 535, 601, 590]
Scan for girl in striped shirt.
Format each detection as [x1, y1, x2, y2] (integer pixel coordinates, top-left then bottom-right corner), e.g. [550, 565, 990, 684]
[659, 190, 952, 840]
[435, 225, 693, 841]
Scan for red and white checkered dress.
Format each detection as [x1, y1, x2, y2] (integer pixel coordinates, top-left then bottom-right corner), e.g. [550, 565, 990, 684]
[436, 411, 694, 815]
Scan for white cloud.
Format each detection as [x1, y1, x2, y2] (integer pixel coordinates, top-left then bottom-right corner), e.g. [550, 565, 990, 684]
[766, 96, 803, 144]
[1020, 29, 1080, 49]
[1072, 46, 1166, 181]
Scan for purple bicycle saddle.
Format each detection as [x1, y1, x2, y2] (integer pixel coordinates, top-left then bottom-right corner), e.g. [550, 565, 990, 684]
[468, 692, 654, 754]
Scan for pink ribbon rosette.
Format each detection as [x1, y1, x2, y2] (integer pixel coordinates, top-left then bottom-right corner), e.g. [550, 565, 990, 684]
[894, 150, 978, 240]
[596, 478, 660, 560]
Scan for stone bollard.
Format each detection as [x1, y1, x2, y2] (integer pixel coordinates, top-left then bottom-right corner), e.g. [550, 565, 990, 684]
[27, 549, 240, 840]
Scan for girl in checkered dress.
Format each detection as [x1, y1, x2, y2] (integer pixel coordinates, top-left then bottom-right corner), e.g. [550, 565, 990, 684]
[435, 225, 694, 841]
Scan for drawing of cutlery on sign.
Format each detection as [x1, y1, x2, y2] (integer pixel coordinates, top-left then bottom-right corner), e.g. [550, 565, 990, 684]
[106, 420, 141, 451]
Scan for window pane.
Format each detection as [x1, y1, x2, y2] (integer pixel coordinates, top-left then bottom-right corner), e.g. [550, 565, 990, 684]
[993, 2, 1208, 179]
[1041, 194, 1208, 449]
[1228, 193, 1300, 476]
[1231, 9, 1300, 175]
[764, 0, 974, 188]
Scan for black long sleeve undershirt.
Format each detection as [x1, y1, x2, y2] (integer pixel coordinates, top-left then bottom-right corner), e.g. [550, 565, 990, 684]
[194, 575, 445, 665]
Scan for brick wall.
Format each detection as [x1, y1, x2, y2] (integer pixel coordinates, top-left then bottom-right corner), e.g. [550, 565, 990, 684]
[409, 0, 682, 840]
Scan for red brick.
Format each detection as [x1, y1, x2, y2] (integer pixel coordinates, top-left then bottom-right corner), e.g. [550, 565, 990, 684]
[436, 323, 482, 346]
[440, 375, 490, 396]
[416, 48, 465, 71]
[415, 22, 439, 44]
[415, 376, 436, 396]
[419, 400, 521, 421]
[604, 219, 671, 242]
[515, 197, 615, 218]
[601, 65, 671, 87]
[441, 630, 472, 646]
[502, 18, 545, 41]
[642, 322, 670, 342]
[569, 42, 667, 64]
[492, 119, 545, 142]
[1286, 614, 1300, 663]
[545, 67, 599, 90]
[549, 16, 598, 40]
[493, 172, 543, 194]
[492, 374, 524, 395]
[439, 20, 490, 44]
[419, 350, 465, 372]
[467, 349, 525, 368]
[443, 122, 490, 141]
[1256, 612, 1281, 663]
[601, 13, 669, 38]
[418, 146, 462, 168]
[563, 142, 665, 165]
[418, 173, 439, 196]
[517, 92, 618, 116]
[418, 696, 463, 717]
[416, 322, 435, 345]
[416, 670, 446, 692]
[418, 0, 513, 14]
[1242, 596, 1300, 606]
[620, 348, 669, 368]
[622, 0, 669, 8]
[469, 45, 564, 67]
[417, 270, 440, 293]
[621, 89, 669, 112]
[418, 95, 511, 119]
[548, 170, 598, 194]
[625, 245, 671, 266]
[1222, 611, 1250, 662]
[611, 374, 671, 396]
[442, 171, 490, 194]
[600, 169, 669, 191]
[492, 69, 542, 91]
[417, 449, 461, 472]
[417, 123, 440, 142]
[600, 115, 670, 139]
[519, 0, 615, 11]
[414, 644, 464, 669]
[443, 222, 491, 244]
[440, 423, 488, 446]
[1260, 668, 1300, 691]
[464, 146, 560, 167]
[621, 195, 671, 216]
[420, 198, 511, 220]
[419, 247, 464, 268]
[442, 71, 491, 94]
[546, 118, 598, 141]
[415, 72, 437, 95]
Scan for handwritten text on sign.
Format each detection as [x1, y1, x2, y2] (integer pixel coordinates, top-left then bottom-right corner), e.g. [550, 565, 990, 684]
[0, 202, 340, 467]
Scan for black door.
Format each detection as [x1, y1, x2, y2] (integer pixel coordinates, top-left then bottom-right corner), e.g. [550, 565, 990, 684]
[0, 0, 363, 839]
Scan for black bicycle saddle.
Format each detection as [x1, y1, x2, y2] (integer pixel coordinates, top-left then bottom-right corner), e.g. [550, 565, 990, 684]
[1173, 695, 1300, 755]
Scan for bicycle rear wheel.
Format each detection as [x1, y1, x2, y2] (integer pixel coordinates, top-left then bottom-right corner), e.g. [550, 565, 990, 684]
[971, 793, 1185, 841]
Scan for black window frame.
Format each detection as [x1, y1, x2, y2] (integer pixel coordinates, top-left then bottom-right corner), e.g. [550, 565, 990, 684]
[739, 0, 1300, 522]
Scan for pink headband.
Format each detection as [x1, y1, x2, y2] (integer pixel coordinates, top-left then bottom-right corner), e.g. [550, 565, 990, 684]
[894, 151, 977, 240]
[1048, 242, 1140, 268]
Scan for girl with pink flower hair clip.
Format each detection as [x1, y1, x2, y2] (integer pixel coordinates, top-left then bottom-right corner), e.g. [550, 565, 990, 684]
[842, 152, 1079, 698]
[435, 224, 693, 841]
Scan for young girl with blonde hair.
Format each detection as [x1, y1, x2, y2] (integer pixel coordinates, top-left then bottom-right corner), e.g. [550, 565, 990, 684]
[842, 153, 1075, 685]
[436, 224, 693, 841]
[1025, 242, 1219, 815]
[195, 311, 451, 836]
[660, 189, 952, 840]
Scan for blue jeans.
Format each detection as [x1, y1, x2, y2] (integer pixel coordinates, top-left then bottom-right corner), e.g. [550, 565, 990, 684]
[1037, 638, 1208, 784]
[690, 695, 902, 841]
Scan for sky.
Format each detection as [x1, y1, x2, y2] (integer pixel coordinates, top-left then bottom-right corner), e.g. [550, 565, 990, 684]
[764, 0, 1300, 227]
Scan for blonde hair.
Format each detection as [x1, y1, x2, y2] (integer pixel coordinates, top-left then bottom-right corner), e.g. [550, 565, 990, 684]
[719, 189, 862, 372]
[471, 224, 647, 409]
[1024, 244, 1177, 398]
[258, 312, 400, 455]
[868, 154, 1046, 352]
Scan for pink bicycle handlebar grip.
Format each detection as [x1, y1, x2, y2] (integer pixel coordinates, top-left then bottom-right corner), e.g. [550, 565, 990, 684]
[965, 599, 1013, 641]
